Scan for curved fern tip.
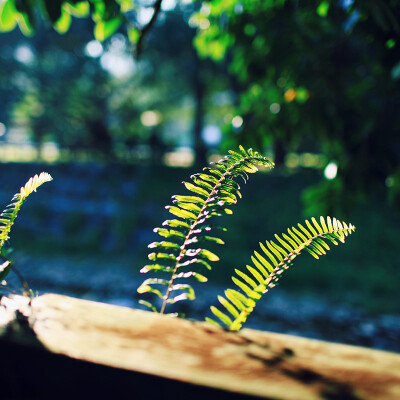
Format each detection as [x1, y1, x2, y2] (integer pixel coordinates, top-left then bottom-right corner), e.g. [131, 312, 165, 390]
[138, 146, 274, 314]
[0, 171, 53, 259]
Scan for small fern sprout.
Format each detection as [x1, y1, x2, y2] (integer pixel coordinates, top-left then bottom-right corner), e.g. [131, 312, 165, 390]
[0, 172, 53, 283]
[207, 216, 356, 331]
[137, 146, 274, 314]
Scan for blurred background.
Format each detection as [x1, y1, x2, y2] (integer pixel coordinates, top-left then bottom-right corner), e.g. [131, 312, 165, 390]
[0, 0, 399, 351]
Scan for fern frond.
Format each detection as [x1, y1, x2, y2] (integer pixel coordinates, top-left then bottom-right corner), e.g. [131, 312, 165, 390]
[0, 172, 53, 252]
[138, 146, 274, 314]
[207, 216, 356, 331]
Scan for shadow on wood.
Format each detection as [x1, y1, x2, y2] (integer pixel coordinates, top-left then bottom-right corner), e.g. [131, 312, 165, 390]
[0, 294, 399, 400]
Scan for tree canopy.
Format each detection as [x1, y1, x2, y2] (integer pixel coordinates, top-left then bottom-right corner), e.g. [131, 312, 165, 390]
[1, 0, 399, 214]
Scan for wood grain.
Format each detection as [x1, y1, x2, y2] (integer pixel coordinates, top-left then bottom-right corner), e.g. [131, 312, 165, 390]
[1, 294, 399, 400]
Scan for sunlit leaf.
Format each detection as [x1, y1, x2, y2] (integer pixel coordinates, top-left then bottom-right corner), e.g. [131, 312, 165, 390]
[210, 306, 233, 327]
[139, 300, 158, 312]
[16, 12, 34, 36]
[53, 9, 72, 34]
[140, 264, 172, 273]
[173, 195, 205, 204]
[166, 205, 197, 220]
[138, 147, 274, 315]
[183, 181, 209, 197]
[0, 0, 17, 32]
[65, 1, 90, 18]
[154, 227, 186, 239]
[94, 16, 123, 41]
[209, 216, 355, 331]
[317, 1, 329, 17]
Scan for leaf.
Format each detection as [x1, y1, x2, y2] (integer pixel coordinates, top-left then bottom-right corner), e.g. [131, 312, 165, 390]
[198, 249, 219, 261]
[154, 227, 186, 239]
[65, 2, 90, 18]
[139, 300, 158, 312]
[253, 250, 275, 273]
[53, 9, 72, 34]
[0, 173, 52, 251]
[147, 241, 180, 250]
[173, 195, 205, 204]
[197, 173, 219, 184]
[0, 0, 18, 32]
[225, 289, 246, 311]
[173, 201, 202, 213]
[162, 219, 191, 230]
[166, 205, 197, 220]
[317, 1, 329, 17]
[205, 317, 221, 327]
[127, 25, 140, 44]
[208, 216, 356, 330]
[218, 295, 239, 318]
[179, 257, 213, 271]
[202, 236, 225, 245]
[210, 306, 233, 327]
[175, 271, 208, 282]
[148, 252, 176, 261]
[137, 285, 163, 298]
[235, 269, 257, 289]
[94, 16, 123, 41]
[138, 147, 274, 314]
[0, 260, 11, 281]
[140, 264, 172, 273]
[183, 181, 209, 197]
[170, 292, 195, 303]
[192, 176, 214, 191]
[170, 284, 195, 301]
[16, 12, 34, 36]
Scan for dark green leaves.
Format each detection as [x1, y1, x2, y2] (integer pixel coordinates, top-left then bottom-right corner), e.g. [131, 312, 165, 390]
[208, 216, 356, 331]
[138, 147, 274, 314]
[0, 0, 124, 39]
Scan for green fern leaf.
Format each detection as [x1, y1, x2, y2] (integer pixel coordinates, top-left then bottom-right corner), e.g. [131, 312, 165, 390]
[137, 147, 274, 314]
[0, 172, 52, 252]
[208, 216, 355, 331]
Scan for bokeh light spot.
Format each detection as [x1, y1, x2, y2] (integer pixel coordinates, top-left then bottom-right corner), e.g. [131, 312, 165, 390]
[0, 122, 6, 137]
[85, 40, 103, 58]
[284, 88, 296, 102]
[269, 103, 281, 114]
[141, 111, 162, 127]
[232, 115, 243, 128]
[324, 162, 338, 180]
[199, 19, 210, 30]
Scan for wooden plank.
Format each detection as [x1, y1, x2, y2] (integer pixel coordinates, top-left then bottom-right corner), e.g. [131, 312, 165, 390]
[1, 293, 399, 399]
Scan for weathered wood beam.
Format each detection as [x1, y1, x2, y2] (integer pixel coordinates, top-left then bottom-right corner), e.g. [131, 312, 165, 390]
[1, 294, 399, 399]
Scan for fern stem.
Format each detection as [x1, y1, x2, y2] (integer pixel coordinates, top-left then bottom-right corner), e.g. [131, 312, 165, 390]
[0, 255, 32, 298]
[159, 156, 254, 314]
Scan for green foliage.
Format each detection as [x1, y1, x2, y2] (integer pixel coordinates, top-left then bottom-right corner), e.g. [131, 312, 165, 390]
[137, 146, 274, 314]
[0, 0, 148, 48]
[0, 0, 128, 41]
[0, 172, 52, 281]
[138, 147, 356, 330]
[192, 0, 400, 216]
[207, 216, 355, 331]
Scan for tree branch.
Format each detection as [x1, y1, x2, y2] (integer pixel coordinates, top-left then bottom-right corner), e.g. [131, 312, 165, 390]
[135, 0, 163, 58]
